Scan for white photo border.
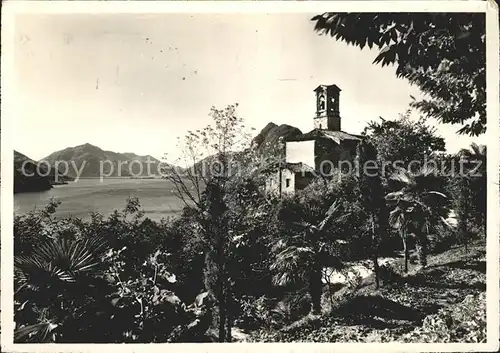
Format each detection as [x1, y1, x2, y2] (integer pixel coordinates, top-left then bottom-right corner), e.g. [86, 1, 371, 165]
[1, 1, 499, 352]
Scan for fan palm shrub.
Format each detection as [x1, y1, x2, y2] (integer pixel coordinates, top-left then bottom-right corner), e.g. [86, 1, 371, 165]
[386, 165, 450, 270]
[270, 199, 349, 315]
[14, 235, 110, 342]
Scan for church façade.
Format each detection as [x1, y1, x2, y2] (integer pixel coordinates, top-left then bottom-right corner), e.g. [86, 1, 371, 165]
[265, 84, 363, 196]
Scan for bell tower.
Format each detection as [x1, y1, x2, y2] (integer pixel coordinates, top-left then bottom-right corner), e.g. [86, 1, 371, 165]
[314, 84, 341, 131]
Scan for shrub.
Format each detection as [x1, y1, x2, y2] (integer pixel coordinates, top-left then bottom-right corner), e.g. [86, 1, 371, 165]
[378, 262, 402, 284]
[236, 295, 277, 329]
[13, 198, 198, 343]
[402, 293, 486, 343]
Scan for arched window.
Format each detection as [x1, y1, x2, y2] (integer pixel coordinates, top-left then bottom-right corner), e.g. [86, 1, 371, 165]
[330, 96, 336, 111]
[319, 95, 326, 110]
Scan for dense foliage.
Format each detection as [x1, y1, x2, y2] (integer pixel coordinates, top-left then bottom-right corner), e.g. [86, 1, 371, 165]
[362, 110, 446, 172]
[14, 108, 486, 343]
[312, 13, 486, 136]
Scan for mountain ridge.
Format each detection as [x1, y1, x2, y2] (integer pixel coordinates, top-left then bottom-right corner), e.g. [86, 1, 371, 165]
[41, 143, 170, 178]
[18, 121, 300, 183]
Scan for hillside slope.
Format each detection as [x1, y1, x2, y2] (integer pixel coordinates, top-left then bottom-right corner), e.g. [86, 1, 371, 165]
[14, 151, 53, 193]
[248, 240, 487, 343]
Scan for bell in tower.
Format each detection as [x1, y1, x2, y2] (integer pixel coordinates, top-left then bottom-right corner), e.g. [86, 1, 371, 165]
[313, 84, 341, 131]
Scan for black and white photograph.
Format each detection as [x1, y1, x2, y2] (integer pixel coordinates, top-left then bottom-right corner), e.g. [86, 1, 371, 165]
[2, 1, 499, 350]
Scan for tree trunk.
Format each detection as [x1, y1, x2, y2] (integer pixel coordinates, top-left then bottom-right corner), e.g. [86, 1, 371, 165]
[324, 269, 335, 307]
[415, 230, 428, 267]
[217, 240, 226, 342]
[400, 229, 410, 273]
[224, 294, 232, 342]
[218, 297, 226, 342]
[458, 176, 469, 252]
[403, 231, 409, 273]
[371, 216, 380, 289]
[225, 310, 232, 342]
[373, 252, 380, 289]
[309, 260, 323, 315]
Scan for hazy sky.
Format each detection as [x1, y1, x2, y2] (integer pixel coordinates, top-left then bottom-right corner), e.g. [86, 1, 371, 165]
[13, 13, 486, 161]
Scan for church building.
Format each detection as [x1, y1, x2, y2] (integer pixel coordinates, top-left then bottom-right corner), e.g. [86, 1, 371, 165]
[265, 84, 363, 196]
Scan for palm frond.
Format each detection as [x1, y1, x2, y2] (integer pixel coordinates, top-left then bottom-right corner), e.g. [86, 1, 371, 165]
[470, 142, 481, 156]
[292, 221, 316, 232]
[15, 236, 108, 289]
[440, 216, 455, 230]
[385, 190, 404, 205]
[271, 238, 287, 253]
[389, 168, 416, 188]
[418, 164, 439, 178]
[318, 200, 341, 231]
[424, 191, 447, 199]
[14, 322, 58, 343]
[388, 207, 405, 229]
[270, 246, 313, 285]
[457, 148, 472, 159]
[458, 143, 486, 160]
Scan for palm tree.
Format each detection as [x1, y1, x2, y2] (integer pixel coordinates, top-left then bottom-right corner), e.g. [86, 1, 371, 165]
[458, 143, 486, 165]
[14, 236, 109, 342]
[386, 165, 450, 270]
[387, 199, 412, 273]
[270, 199, 349, 315]
[457, 143, 486, 235]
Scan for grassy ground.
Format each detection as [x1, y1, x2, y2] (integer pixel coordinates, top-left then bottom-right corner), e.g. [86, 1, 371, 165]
[248, 240, 487, 343]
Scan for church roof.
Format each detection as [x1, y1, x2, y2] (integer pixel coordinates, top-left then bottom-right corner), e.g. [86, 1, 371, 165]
[314, 84, 341, 92]
[285, 129, 363, 144]
[284, 162, 316, 174]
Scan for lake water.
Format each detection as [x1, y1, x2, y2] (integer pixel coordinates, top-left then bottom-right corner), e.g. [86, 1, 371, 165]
[14, 178, 187, 221]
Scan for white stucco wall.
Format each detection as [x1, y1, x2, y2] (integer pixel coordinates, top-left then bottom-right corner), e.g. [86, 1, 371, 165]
[285, 140, 315, 168]
[264, 169, 296, 196]
[281, 168, 295, 195]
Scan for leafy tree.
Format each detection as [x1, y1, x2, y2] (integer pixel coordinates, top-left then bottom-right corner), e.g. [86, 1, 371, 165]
[163, 103, 254, 209]
[386, 166, 450, 269]
[356, 139, 389, 288]
[224, 178, 277, 298]
[363, 110, 446, 173]
[312, 13, 486, 135]
[270, 199, 349, 315]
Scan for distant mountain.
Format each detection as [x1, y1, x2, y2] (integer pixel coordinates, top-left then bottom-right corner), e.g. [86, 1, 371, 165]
[14, 151, 53, 193]
[41, 143, 170, 178]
